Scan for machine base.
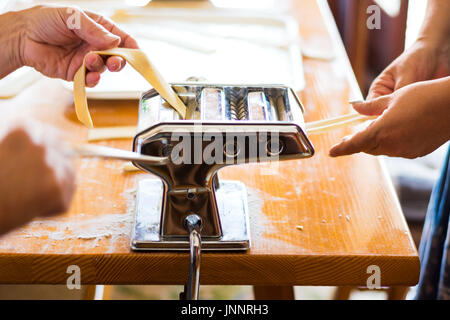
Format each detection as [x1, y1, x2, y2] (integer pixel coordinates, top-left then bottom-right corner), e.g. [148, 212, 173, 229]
[131, 179, 251, 251]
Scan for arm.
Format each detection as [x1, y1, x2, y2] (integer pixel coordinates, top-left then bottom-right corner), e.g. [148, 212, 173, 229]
[0, 10, 23, 78]
[0, 121, 75, 235]
[0, 5, 139, 86]
[329, 1, 450, 158]
[419, 0, 450, 42]
[366, 0, 449, 99]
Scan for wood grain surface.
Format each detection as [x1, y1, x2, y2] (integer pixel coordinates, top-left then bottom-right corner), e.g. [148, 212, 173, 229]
[0, 0, 419, 286]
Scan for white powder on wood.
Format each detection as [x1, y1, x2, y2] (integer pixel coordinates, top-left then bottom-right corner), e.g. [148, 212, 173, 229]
[17, 189, 136, 242]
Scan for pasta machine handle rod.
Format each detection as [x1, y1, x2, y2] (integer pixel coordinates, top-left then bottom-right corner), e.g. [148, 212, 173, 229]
[181, 214, 202, 300]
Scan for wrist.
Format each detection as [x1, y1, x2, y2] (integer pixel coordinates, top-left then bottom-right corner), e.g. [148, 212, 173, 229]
[420, 77, 450, 141]
[416, 34, 450, 50]
[0, 10, 26, 78]
[418, 0, 450, 46]
[429, 77, 450, 125]
[415, 35, 450, 60]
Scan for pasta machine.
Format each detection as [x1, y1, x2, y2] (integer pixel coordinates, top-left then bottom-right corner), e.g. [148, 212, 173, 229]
[74, 78, 374, 299]
[130, 83, 315, 299]
[73, 49, 372, 299]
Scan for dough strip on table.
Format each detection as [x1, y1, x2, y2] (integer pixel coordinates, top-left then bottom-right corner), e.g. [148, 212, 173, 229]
[88, 126, 137, 141]
[73, 48, 187, 127]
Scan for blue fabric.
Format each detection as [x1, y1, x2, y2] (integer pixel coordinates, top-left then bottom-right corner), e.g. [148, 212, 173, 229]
[415, 147, 450, 299]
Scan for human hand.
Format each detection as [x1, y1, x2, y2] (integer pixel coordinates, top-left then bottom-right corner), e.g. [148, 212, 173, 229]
[16, 5, 139, 87]
[367, 38, 449, 100]
[0, 122, 75, 235]
[329, 77, 450, 159]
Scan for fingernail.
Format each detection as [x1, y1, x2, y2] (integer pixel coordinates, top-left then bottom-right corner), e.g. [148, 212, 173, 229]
[329, 148, 338, 157]
[111, 60, 121, 71]
[105, 33, 120, 44]
[94, 57, 103, 69]
[348, 99, 364, 104]
[86, 54, 96, 65]
[329, 144, 339, 157]
[342, 135, 351, 142]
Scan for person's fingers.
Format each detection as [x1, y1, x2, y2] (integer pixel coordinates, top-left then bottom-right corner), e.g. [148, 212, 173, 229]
[329, 125, 379, 157]
[351, 95, 391, 116]
[71, 10, 121, 49]
[77, 11, 138, 78]
[105, 56, 125, 72]
[367, 72, 395, 100]
[85, 11, 139, 49]
[394, 70, 417, 90]
[85, 53, 106, 73]
[85, 72, 101, 87]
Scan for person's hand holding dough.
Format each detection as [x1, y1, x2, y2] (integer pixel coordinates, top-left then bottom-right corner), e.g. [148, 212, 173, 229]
[0, 5, 140, 233]
[365, 38, 449, 100]
[0, 122, 75, 235]
[329, 77, 450, 158]
[1, 5, 139, 86]
[329, 0, 450, 159]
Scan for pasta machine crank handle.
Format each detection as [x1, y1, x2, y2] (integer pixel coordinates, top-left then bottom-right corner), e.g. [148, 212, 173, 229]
[180, 214, 202, 300]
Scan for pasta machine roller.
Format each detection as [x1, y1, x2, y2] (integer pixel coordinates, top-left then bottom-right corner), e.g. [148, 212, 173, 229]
[131, 83, 314, 253]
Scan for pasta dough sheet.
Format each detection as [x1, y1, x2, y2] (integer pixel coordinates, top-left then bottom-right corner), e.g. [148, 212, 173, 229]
[88, 126, 136, 141]
[73, 48, 187, 127]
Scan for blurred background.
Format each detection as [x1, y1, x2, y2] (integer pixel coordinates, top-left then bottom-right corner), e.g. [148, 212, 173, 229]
[0, 0, 446, 300]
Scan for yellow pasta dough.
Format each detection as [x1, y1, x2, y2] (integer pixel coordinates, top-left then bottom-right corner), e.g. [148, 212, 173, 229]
[87, 126, 136, 141]
[305, 114, 376, 135]
[73, 48, 187, 127]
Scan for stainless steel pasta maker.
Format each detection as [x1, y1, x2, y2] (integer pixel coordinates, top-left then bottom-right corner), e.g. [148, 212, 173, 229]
[130, 83, 314, 299]
[74, 78, 374, 299]
[131, 83, 314, 250]
[74, 81, 375, 299]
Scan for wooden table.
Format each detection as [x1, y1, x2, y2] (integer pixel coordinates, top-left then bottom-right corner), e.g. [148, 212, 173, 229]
[0, 0, 419, 299]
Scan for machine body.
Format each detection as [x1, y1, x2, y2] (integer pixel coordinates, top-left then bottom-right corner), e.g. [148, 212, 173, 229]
[131, 83, 314, 251]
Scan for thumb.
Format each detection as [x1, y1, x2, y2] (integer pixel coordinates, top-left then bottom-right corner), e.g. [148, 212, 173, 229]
[329, 123, 379, 157]
[72, 10, 120, 49]
[351, 95, 391, 116]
